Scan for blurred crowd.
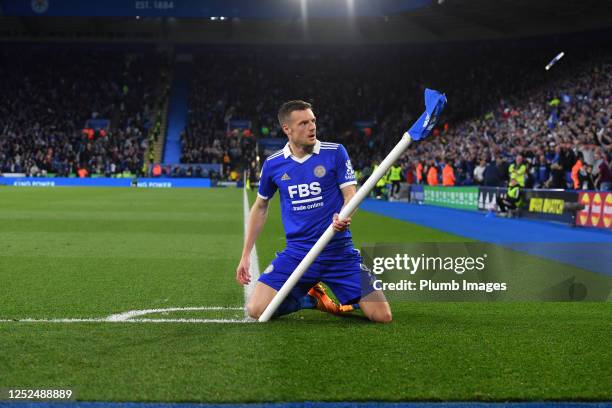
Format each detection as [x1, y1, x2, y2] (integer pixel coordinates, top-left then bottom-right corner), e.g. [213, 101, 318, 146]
[1, 36, 610, 190]
[181, 44, 486, 173]
[182, 38, 611, 190]
[403, 46, 612, 191]
[0, 48, 166, 177]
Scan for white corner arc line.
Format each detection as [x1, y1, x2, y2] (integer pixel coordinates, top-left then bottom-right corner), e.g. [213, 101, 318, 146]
[105, 306, 243, 322]
[0, 306, 252, 324]
[243, 186, 260, 315]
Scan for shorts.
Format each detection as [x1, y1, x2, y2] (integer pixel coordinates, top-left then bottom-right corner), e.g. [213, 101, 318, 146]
[258, 248, 376, 305]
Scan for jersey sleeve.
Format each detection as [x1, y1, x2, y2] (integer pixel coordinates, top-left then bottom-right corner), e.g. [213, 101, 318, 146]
[336, 144, 357, 188]
[257, 159, 278, 200]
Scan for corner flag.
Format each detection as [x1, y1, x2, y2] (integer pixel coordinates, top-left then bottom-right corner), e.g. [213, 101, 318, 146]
[407, 88, 447, 141]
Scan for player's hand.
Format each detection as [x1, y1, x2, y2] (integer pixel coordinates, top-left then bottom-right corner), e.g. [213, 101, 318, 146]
[332, 213, 351, 232]
[236, 257, 251, 285]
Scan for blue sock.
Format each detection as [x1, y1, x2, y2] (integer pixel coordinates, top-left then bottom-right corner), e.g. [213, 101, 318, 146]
[273, 295, 360, 317]
[272, 295, 303, 318]
[300, 294, 317, 309]
[301, 295, 360, 311]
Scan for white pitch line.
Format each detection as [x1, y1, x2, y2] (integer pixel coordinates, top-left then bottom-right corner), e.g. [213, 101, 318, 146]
[0, 306, 253, 324]
[243, 185, 261, 315]
[106, 306, 243, 322]
[0, 318, 251, 324]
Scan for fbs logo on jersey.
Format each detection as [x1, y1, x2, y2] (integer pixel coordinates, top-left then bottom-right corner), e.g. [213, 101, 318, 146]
[289, 182, 324, 211]
[288, 182, 321, 199]
[281, 173, 291, 181]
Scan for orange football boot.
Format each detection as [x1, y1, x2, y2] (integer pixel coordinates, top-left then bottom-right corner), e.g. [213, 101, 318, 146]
[307, 283, 354, 315]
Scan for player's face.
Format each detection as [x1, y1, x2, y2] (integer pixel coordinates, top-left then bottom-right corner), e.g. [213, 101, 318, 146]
[285, 109, 317, 147]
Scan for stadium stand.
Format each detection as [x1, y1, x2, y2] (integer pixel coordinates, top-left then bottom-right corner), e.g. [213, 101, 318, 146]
[180, 37, 610, 190]
[1, 35, 610, 189]
[411, 41, 612, 189]
[0, 47, 166, 177]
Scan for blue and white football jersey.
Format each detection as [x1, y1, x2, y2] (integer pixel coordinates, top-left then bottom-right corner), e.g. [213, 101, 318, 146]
[258, 140, 357, 257]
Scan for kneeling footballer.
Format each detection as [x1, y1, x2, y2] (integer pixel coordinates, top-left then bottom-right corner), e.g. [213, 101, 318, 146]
[236, 100, 392, 323]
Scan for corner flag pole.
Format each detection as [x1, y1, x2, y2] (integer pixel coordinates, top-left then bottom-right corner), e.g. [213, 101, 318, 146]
[258, 89, 447, 322]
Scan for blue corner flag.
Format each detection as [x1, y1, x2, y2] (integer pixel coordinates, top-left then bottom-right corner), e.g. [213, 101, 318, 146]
[408, 88, 447, 141]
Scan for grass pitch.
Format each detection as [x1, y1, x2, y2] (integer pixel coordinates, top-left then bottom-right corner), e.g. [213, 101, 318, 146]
[0, 187, 610, 402]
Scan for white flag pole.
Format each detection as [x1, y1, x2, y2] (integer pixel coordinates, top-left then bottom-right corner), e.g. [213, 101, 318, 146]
[258, 132, 413, 322]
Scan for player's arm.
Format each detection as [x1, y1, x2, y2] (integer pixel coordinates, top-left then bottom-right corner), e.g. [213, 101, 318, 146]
[332, 184, 356, 232]
[236, 196, 269, 285]
[333, 144, 358, 232]
[340, 184, 356, 207]
[237, 157, 277, 285]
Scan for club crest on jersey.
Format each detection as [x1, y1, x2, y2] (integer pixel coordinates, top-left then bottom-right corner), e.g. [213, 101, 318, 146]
[314, 165, 326, 178]
[281, 173, 291, 181]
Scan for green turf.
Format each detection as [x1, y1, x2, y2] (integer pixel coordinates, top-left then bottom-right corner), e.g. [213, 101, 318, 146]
[0, 187, 610, 402]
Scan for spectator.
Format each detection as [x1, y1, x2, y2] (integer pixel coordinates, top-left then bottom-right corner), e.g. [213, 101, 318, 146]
[579, 164, 596, 190]
[509, 154, 527, 187]
[473, 159, 486, 185]
[442, 160, 455, 186]
[571, 153, 584, 189]
[595, 150, 612, 191]
[483, 158, 503, 187]
[426, 161, 439, 186]
[533, 154, 550, 188]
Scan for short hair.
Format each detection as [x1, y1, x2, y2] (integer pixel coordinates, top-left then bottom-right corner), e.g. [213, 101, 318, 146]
[278, 100, 312, 126]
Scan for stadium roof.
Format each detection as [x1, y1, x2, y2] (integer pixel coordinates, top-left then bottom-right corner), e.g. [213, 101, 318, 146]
[0, 0, 610, 44]
[2, 0, 433, 19]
